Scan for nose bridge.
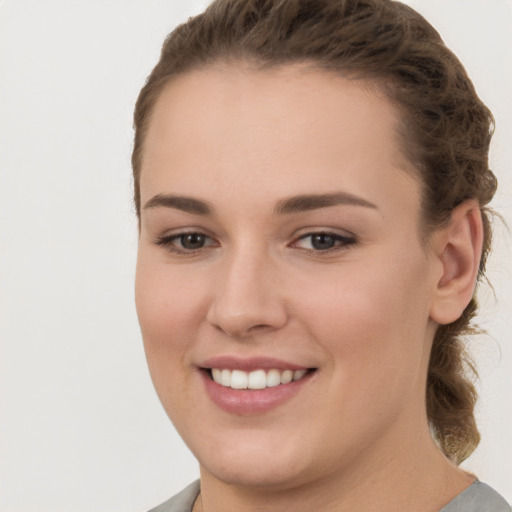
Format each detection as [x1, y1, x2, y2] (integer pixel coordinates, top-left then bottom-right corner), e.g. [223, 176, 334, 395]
[207, 239, 287, 337]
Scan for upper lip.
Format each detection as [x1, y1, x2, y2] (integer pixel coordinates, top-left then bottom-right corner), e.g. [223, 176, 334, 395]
[199, 355, 311, 372]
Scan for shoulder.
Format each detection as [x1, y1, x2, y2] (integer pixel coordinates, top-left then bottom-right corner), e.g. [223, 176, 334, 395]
[440, 481, 511, 512]
[146, 481, 200, 512]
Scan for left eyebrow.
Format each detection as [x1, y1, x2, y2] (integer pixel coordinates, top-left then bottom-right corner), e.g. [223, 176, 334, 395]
[274, 192, 378, 215]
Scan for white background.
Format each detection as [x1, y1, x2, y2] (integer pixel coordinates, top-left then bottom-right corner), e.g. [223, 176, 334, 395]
[0, 1, 511, 511]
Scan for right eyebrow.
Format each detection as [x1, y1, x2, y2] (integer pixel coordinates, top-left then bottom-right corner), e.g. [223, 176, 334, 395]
[143, 194, 213, 215]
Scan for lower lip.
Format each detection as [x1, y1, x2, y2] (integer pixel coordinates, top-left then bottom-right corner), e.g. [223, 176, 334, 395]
[201, 370, 314, 415]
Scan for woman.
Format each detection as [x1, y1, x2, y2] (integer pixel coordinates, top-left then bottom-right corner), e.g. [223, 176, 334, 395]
[132, 0, 510, 510]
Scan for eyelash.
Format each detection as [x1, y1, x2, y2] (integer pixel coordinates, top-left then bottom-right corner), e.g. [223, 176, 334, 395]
[291, 231, 357, 254]
[154, 231, 357, 255]
[154, 232, 218, 254]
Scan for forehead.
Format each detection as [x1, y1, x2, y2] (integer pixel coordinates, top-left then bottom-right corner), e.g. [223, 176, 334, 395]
[144, 64, 405, 156]
[140, 63, 420, 215]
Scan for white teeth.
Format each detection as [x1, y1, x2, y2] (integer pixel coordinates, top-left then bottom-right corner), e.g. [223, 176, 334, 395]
[266, 369, 281, 387]
[293, 369, 307, 381]
[210, 368, 310, 389]
[231, 370, 248, 389]
[212, 368, 222, 383]
[248, 369, 267, 389]
[280, 370, 293, 384]
[221, 369, 231, 387]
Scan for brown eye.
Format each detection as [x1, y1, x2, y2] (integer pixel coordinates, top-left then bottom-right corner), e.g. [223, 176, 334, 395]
[155, 231, 217, 254]
[180, 233, 207, 250]
[292, 231, 357, 253]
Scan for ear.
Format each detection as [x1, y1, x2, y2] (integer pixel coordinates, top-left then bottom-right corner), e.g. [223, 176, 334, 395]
[429, 200, 484, 325]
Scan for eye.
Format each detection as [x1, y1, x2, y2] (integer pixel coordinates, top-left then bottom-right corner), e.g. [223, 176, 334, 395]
[154, 231, 217, 253]
[179, 233, 208, 250]
[292, 231, 356, 252]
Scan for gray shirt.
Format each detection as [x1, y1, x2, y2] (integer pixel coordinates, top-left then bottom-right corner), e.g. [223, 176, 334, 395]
[148, 480, 511, 512]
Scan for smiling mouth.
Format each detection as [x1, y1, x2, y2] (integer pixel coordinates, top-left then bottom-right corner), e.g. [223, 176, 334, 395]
[206, 368, 316, 390]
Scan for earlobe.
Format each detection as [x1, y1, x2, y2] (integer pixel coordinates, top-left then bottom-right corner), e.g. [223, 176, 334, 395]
[429, 200, 484, 325]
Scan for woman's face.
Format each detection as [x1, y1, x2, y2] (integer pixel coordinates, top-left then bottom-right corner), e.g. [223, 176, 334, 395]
[136, 64, 442, 490]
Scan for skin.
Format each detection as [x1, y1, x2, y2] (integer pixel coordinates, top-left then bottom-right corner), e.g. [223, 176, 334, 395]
[135, 64, 481, 511]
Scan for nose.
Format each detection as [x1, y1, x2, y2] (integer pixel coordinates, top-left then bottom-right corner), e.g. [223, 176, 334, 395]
[206, 245, 288, 338]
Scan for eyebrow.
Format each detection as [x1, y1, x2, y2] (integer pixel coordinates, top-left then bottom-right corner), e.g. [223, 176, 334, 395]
[143, 194, 213, 215]
[142, 191, 378, 216]
[273, 192, 378, 214]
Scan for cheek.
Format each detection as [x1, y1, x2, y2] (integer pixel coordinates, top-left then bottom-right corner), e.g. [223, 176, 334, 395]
[135, 257, 214, 434]
[134, 253, 207, 393]
[291, 250, 433, 378]
[136, 253, 204, 339]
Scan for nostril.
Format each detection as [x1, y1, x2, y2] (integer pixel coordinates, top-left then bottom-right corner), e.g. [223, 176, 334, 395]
[248, 324, 273, 332]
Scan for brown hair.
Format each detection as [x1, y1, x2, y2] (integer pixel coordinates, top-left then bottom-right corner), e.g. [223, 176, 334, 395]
[132, 0, 497, 463]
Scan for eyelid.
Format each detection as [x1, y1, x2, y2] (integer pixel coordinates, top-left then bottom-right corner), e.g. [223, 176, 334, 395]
[153, 229, 219, 254]
[290, 230, 357, 253]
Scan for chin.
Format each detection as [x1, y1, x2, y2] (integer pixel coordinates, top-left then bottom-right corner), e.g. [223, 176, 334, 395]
[194, 433, 316, 491]
[202, 459, 311, 491]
